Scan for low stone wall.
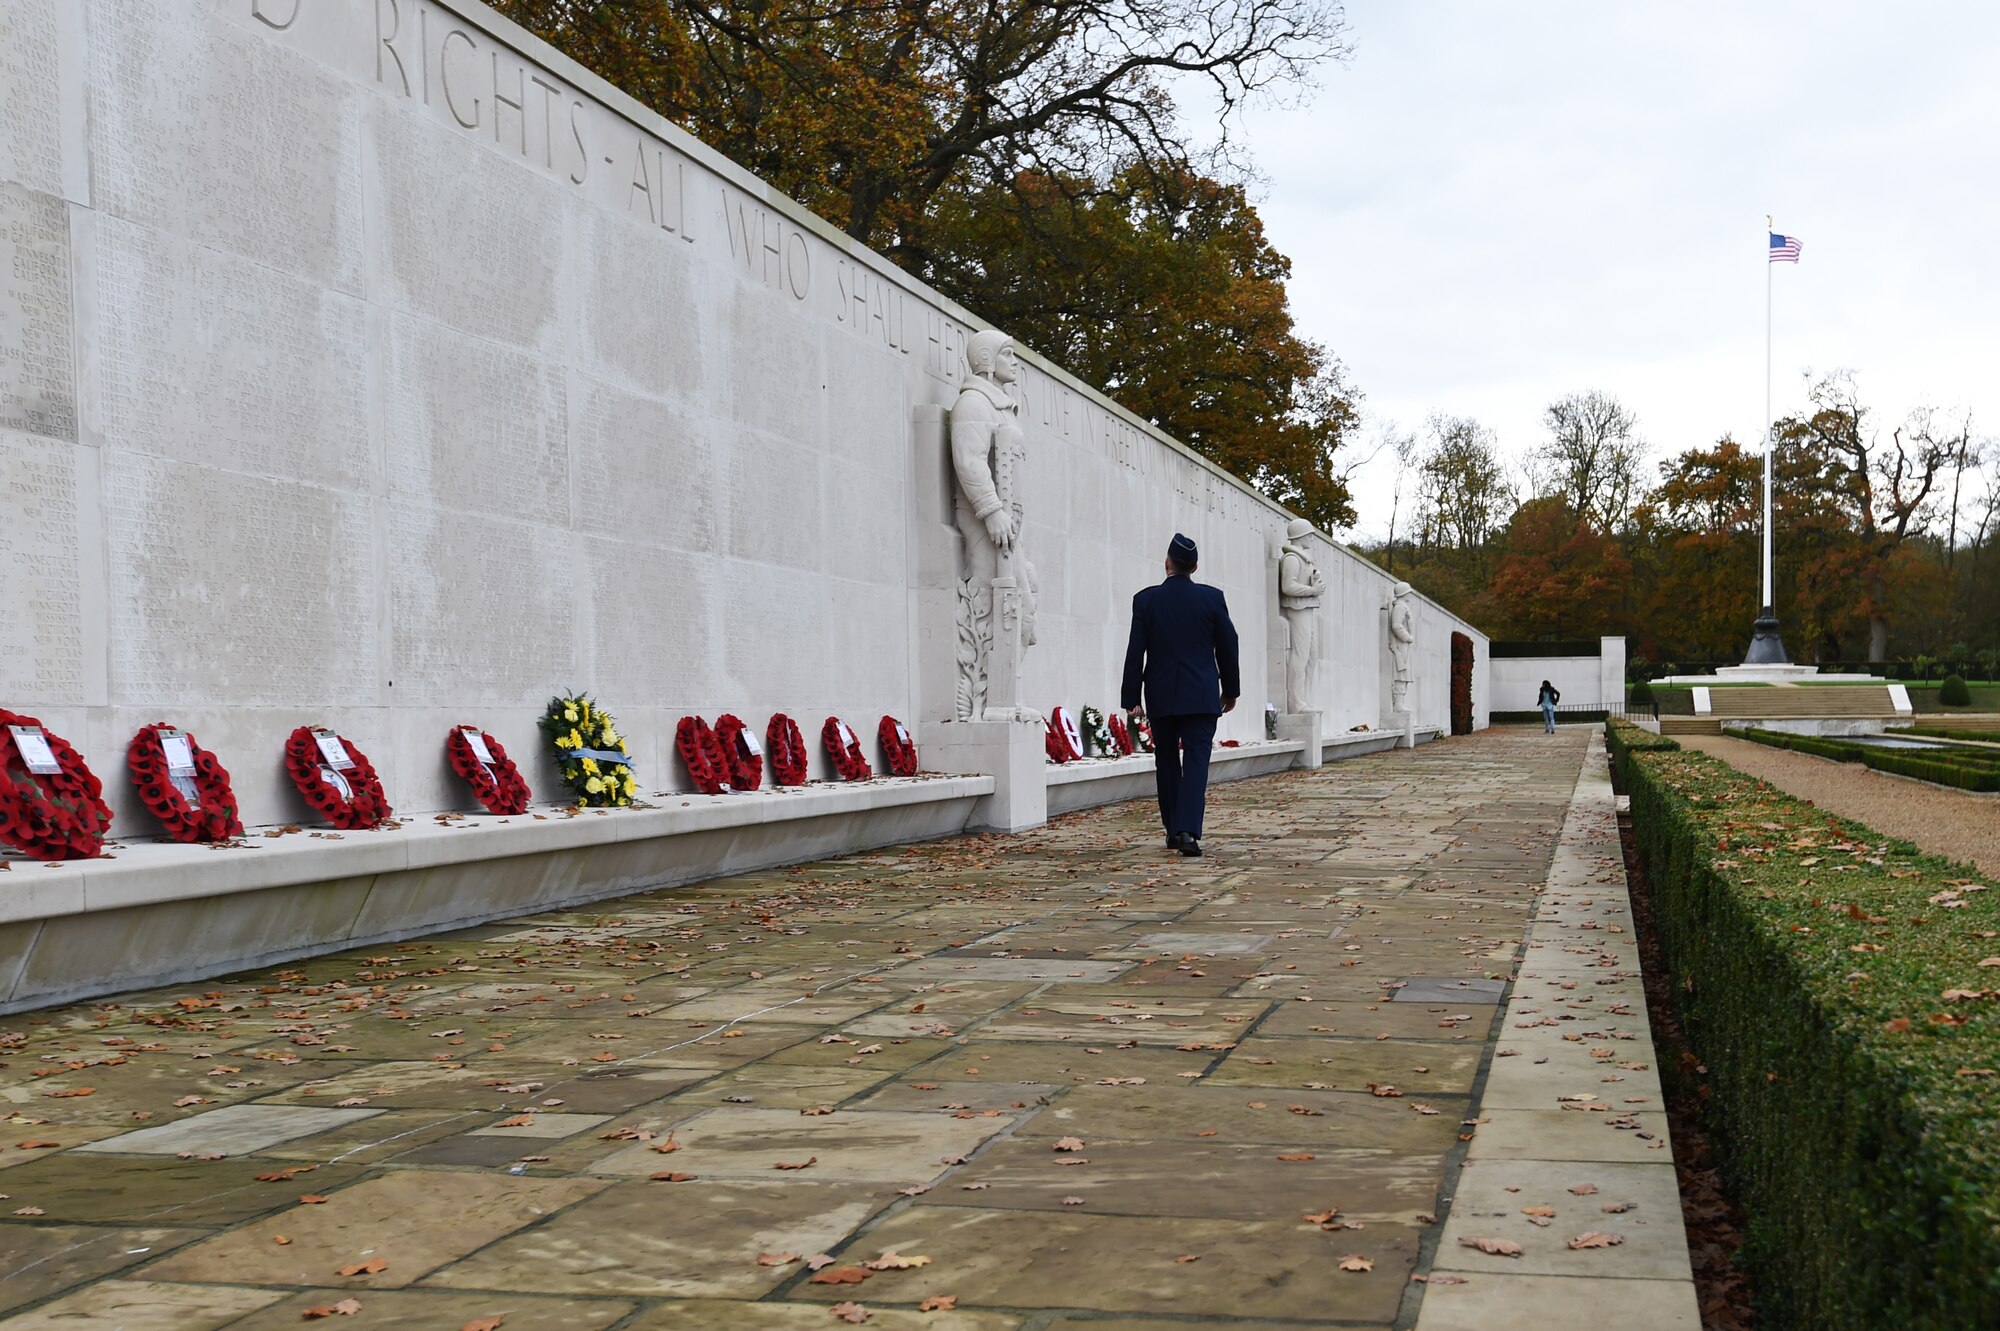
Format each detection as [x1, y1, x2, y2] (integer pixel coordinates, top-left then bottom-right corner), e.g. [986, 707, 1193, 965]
[0, 775, 990, 1014]
[1044, 740, 1303, 817]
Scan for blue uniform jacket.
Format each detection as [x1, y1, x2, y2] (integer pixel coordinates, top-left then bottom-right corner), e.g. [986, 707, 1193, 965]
[1120, 574, 1242, 716]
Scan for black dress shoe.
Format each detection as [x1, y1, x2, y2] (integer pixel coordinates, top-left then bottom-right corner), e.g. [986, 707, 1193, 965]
[1165, 832, 1181, 849]
[1178, 837, 1203, 858]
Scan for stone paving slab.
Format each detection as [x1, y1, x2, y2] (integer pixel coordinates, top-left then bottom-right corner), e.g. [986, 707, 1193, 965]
[1418, 731, 1698, 1328]
[0, 729, 1697, 1327]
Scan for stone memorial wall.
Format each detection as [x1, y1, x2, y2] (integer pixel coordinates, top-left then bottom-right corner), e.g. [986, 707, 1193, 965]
[2, 0, 1488, 835]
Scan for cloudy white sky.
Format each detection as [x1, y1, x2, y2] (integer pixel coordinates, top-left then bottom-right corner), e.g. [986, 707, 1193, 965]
[1238, 0, 2000, 540]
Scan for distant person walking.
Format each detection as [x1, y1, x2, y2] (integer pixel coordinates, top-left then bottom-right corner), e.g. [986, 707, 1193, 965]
[1121, 533, 1241, 858]
[1538, 679, 1561, 733]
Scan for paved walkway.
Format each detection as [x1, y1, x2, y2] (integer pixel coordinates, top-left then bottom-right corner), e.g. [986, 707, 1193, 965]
[0, 728, 1692, 1329]
[1686, 734, 2000, 877]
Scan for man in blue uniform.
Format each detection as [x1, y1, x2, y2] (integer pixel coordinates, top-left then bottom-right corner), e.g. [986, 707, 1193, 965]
[1120, 533, 1241, 858]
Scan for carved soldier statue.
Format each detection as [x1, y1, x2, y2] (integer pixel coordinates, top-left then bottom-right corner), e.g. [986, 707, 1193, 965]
[949, 329, 1039, 721]
[1387, 581, 1416, 714]
[1277, 518, 1325, 713]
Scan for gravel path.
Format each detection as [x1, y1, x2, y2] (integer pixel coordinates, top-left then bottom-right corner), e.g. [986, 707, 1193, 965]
[1685, 735, 2000, 877]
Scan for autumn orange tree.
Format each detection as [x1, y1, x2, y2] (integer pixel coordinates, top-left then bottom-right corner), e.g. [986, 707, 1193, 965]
[1484, 498, 1631, 639]
[1627, 438, 1759, 658]
[495, 0, 1360, 524]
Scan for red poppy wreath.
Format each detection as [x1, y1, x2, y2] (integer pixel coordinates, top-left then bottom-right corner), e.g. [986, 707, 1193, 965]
[877, 716, 918, 777]
[822, 716, 872, 781]
[447, 726, 531, 815]
[713, 714, 765, 791]
[128, 723, 243, 843]
[283, 726, 392, 830]
[1108, 712, 1136, 756]
[0, 709, 113, 861]
[767, 713, 809, 786]
[1045, 706, 1083, 763]
[675, 715, 733, 795]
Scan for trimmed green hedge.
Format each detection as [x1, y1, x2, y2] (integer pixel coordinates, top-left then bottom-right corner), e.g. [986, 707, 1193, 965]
[1732, 726, 2000, 793]
[1610, 728, 2000, 1328]
[1604, 717, 1678, 758]
[1905, 725, 2000, 746]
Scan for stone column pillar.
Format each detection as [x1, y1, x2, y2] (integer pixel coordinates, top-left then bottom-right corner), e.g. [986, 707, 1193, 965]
[920, 718, 1047, 832]
[1275, 711, 1323, 768]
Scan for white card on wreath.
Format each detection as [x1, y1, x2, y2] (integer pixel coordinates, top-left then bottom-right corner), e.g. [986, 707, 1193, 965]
[894, 723, 910, 745]
[161, 733, 196, 771]
[461, 728, 495, 764]
[170, 769, 202, 808]
[741, 732, 764, 757]
[837, 722, 855, 746]
[314, 731, 356, 770]
[8, 726, 61, 775]
[321, 765, 353, 800]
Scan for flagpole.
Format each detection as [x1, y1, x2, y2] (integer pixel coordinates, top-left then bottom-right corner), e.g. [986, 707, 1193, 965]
[1764, 221, 1774, 609]
[1743, 216, 1790, 666]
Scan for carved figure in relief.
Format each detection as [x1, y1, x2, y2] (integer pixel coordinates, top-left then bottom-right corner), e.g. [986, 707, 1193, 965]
[949, 330, 1039, 720]
[1387, 581, 1416, 714]
[1277, 518, 1325, 713]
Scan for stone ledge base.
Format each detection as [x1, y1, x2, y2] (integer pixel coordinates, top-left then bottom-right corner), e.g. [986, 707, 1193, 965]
[0, 776, 992, 1015]
[1045, 740, 1304, 817]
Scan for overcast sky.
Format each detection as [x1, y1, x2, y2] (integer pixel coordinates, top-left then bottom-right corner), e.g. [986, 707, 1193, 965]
[1238, 0, 2000, 540]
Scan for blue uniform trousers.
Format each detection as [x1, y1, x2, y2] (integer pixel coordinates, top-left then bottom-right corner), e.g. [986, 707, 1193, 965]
[1150, 713, 1218, 841]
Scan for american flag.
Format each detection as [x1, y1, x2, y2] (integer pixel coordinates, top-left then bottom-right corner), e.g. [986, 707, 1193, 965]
[1769, 232, 1802, 263]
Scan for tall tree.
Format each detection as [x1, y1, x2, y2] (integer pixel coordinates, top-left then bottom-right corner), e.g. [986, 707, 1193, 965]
[1485, 498, 1631, 639]
[1775, 374, 1967, 660]
[1412, 414, 1513, 555]
[1531, 390, 1647, 531]
[1630, 438, 1759, 658]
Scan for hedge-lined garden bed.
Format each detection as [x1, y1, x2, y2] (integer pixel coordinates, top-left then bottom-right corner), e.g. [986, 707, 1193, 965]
[1904, 724, 2000, 746]
[1606, 718, 2000, 1328]
[1729, 725, 2000, 793]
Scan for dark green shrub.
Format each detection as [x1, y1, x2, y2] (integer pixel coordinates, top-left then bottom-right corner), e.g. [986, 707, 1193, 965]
[1604, 717, 1677, 760]
[1733, 727, 2000, 790]
[1629, 679, 1654, 705]
[1612, 743, 2000, 1328]
[1940, 673, 1972, 706]
[1904, 725, 2000, 745]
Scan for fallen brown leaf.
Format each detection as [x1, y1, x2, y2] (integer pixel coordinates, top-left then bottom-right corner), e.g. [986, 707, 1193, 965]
[829, 1303, 870, 1324]
[756, 1253, 797, 1267]
[1275, 1152, 1315, 1162]
[301, 1300, 363, 1319]
[865, 1252, 931, 1270]
[462, 1318, 505, 1331]
[1338, 1254, 1373, 1272]
[774, 1157, 817, 1170]
[918, 1295, 957, 1311]
[1460, 1236, 1523, 1257]
[1568, 1230, 1624, 1249]
[336, 1257, 388, 1276]
[649, 1171, 698, 1182]
[809, 1266, 870, 1285]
